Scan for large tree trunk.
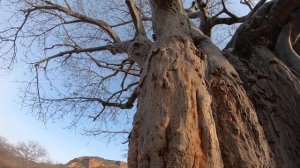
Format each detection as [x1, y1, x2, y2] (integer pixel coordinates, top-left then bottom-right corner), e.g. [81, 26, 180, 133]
[128, 0, 300, 167]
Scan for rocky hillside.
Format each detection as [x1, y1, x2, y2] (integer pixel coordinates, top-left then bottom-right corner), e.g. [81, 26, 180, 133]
[66, 157, 127, 168]
[0, 136, 127, 168]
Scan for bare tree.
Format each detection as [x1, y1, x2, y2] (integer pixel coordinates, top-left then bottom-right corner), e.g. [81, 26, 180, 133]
[0, 136, 18, 157]
[16, 141, 48, 168]
[0, 136, 21, 168]
[0, 0, 300, 167]
[0, 136, 9, 149]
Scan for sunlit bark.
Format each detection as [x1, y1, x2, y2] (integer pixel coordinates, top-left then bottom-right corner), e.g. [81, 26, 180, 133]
[128, 0, 300, 167]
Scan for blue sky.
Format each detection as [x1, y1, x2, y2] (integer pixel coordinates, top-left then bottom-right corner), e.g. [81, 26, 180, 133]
[0, 1, 129, 164]
[0, 66, 127, 163]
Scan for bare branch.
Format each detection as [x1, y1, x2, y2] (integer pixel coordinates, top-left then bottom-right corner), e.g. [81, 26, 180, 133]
[25, 0, 121, 43]
[41, 82, 138, 111]
[85, 130, 130, 136]
[232, 0, 300, 53]
[289, 10, 300, 45]
[87, 53, 140, 77]
[196, 0, 209, 20]
[41, 96, 133, 110]
[220, 0, 238, 19]
[92, 83, 138, 121]
[125, 0, 152, 67]
[211, 15, 247, 26]
[34, 41, 130, 66]
[125, 0, 147, 38]
[240, 0, 253, 10]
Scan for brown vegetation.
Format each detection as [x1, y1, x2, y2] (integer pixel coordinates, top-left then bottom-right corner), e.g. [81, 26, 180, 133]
[0, 144, 20, 168]
[0, 137, 64, 168]
[66, 157, 127, 168]
[0, 137, 126, 168]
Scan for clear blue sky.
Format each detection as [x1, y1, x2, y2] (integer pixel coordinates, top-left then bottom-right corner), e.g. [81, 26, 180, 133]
[0, 66, 128, 163]
[0, 1, 129, 164]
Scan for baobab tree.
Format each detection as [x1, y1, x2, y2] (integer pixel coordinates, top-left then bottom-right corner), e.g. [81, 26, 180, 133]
[0, 0, 299, 167]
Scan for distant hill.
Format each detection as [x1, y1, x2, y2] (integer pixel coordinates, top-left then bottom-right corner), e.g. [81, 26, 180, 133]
[66, 156, 127, 168]
[0, 136, 127, 168]
[1, 146, 128, 168]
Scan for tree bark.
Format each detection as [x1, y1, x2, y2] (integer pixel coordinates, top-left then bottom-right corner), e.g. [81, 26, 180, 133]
[128, 0, 300, 167]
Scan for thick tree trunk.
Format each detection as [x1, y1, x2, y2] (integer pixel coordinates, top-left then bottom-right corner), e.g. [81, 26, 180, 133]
[128, 0, 300, 167]
[224, 46, 300, 168]
[128, 38, 223, 168]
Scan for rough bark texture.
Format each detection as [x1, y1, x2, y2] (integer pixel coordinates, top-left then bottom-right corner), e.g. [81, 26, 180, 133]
[225, 46, 300, 168]
[128, 0, 300, 167]
[128, 36, 277, 168]
[275, 26, 300, 74]
[129, 38, 223, 168]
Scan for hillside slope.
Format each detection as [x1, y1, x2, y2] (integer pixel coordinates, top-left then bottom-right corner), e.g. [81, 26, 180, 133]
[66, 157, 127, 168]
[0, 137, 127, 168]
[0, 141, 21, 168]
[0, 141, 64, 168]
